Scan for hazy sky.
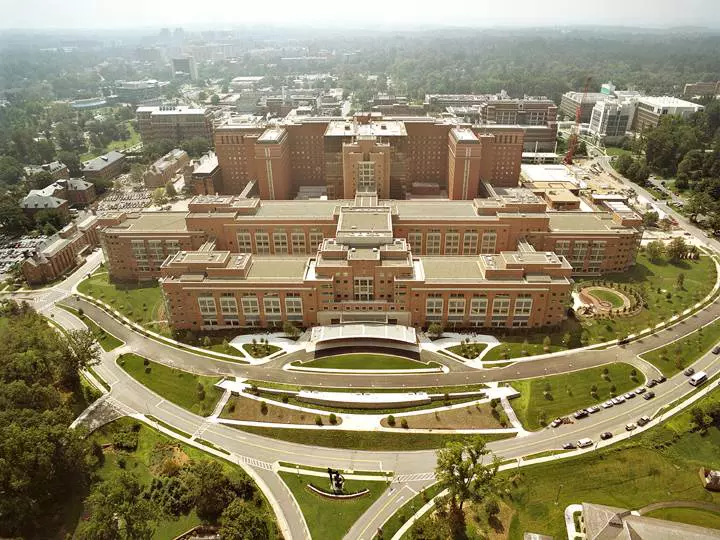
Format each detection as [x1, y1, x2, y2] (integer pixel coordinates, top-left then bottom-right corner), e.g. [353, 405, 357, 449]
[0, 0, 717, 30]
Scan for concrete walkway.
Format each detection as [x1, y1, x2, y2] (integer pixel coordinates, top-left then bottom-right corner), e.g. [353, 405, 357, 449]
[564, 503, 584, 540]
[637, 500, 720, 515]
[229, 332, 306, 364]
[419, 332, 501, 369]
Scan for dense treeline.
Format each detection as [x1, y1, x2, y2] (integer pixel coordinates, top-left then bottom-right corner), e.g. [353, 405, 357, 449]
[0, 301, 100, 537]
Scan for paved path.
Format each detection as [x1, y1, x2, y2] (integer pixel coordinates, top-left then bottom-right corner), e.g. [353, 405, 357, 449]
[637, 500, 720, 515]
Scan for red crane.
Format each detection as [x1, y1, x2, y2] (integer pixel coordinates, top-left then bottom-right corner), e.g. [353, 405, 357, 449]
[564, 76, 592, 165]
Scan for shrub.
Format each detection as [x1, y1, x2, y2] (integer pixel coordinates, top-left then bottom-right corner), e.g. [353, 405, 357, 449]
[143, 358, 150, 366]
[400, 418, 409, 429]
[228, 403, 236, 413]
[260, 401, 268, 415]
[315, 416, 323, 426]
[145, 366, 151, 374]
[485, 499, 500, 517]
[329, 413, 337, 425]
[387, 415, 396, 427]
[282, 395, 289, 404]
[117, 456, 127, 469]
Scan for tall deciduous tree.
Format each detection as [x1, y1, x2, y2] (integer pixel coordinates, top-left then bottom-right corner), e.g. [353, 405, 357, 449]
[219, 499, 270, 540]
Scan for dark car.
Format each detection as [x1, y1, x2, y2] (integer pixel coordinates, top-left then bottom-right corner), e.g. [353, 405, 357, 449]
[712, 345, 720, 354]
[684, 367, 695, 377]
[656, 376, 667, 384]
[573, 410, 589, 419]
[600, 431, 613, 440]
[562, 442, 576, 450]
[646, 380, 657, 388]
[643, 391, 656, 400]
[637, 415, 651, 426]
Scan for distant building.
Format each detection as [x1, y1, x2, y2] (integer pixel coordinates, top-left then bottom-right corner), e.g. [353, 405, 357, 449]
[20, 190, 69, 219]
[20, 178, 97, 216]
[82, 151, 126, 183]
[115, 80, 169, 104]
[683, 81, 720, 97]
[588, 98, 637, 142]
[230, 76, 266, 90]
[24, 161, 69, 181]
[478, 98, 558, 152]
[136, 105, 215, 144]
[185, 151, 221, 195]
[633, 96, 704, 131]
[71, 97, 108, 110]
[559, 92, 609, 122]
[171, 56, 198, 80]
[144, 149, 190, 188]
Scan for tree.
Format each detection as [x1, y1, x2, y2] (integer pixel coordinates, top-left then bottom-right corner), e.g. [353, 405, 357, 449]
[641, 211, 659, 228]
[219, 499, 270, 540]
[211, 94, 220, 105]
[0, 197, 30, 234]
[198, 91, 208, 101]
[427, 322, 443, 339]
[165, 180, 177, 197]
[34, 208, 70, 230]
[435, 437, 500, 511]
[666, 237, 688, 262]
[59, 329, 101, 388]
[181, 460, 237, 521]
[30, 170, 55, 190]
[180, 137, 211, 158]
[0, 155, 24, 186]
[645, 240, 665, 262]
[130, 163, 146, 184]
[57, 151, 83, 176]
[76, 472, 156, 540]
[615, 154, 633, 176]
[151, 187, 167, 206]
[576, 141, 587, 156]
[283, 320, 300, 338]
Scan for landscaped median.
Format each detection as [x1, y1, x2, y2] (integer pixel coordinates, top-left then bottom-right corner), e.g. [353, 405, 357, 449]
[507, 362, 643, 430]
[221, 394, 340, 426]
[117, 353, 223, 416]
[58, 304, 123, 351]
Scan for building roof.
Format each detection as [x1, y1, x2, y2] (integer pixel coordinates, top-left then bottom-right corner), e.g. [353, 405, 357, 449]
[21, 192, 66, 210]
[547, 212, 631, 233]
[82, 151, 125, 172]
[309, 324, 417, 345]
[104, 212, 189, 233]
[245, 257, 308, 281]
[521, 164, 578, 184]
[637, 96, 703, 109]
[66, 177, 93, 190]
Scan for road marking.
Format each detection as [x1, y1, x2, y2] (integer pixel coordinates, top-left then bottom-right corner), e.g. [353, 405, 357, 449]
[396, 472, 435, 483]
[356, 485, 412, 540]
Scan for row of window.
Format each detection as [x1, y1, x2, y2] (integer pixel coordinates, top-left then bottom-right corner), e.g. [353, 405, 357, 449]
[407, 230, 497, 255]
[236, 231, 324, 255]
[426, 294, 533, 319]
[197, 293, 303, 320]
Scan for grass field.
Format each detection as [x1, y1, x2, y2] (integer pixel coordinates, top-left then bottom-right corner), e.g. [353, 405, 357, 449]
[234, 426, 514, 451]
[301, 353, 437, 370]
[605, 146, 633, 157]
[79, 417, 276, 539]
[58, 304, 123, 351]
[508, 363, 642, 430]
[279, 472, 387, 540]
[381, 483, 444, 539]
[587, 288, 625, 309]
[118, 353, 222, 416]
[643, 507, 720, 529]
[380, 402, 504, 430]
[243, 342, 282, 358]
[77, 272, 164, 326]
[641, 317, 720, 377]
[80, 121, 141, 160]
[448, 342, 488, 359]
[221, 395, 338, 424]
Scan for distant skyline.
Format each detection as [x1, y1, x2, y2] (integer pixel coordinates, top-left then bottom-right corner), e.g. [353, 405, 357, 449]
[0, 0, 718, 31]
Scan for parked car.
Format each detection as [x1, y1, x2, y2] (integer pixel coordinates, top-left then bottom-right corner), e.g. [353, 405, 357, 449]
[602, 400, 614, 408]
[625, 423, 637, 431]
[635, 387, 647, 394]
[562, 442, 576, 450]
[577, 438, 593, 448]
[573, 410, 589, 419]
[624, 391, 636, 399]
[637, 415, 651, 426]
[712, 345, 720, 354]
[600, 431, 613, 440]
[646, 380, 657, 388]
[587, 405, 601, 414]
[643, 391, 656, 400]
[656, 376, 667, 384]
[550, 418, 563, 428]
[684, 367, 696, 376]
[611, 396, 625, 405]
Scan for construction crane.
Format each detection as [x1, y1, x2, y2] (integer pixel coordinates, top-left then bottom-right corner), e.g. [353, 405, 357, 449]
[564, 76, 592, 165]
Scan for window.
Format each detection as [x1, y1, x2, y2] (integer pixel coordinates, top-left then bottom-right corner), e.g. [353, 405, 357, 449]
[198, 295, 217, 325]
[513, 295, 533, 327]
[480, 231, 497, 254]
[255, 231, 270, 254]
[131, 240, 147, 262]
[448, 295, 465, 320]
[426, 294, 443, 321]
[354, 277, 374, 301]
[408, 231, 422, 253]
[263, 294, 282, 320]
[291, 232, 306, 255]
[555, 240, 570, 257]
[241, 295, 260, 318]
[165, 240, 180, 256]
[147, 240, 163, 262]
[571, 241, 589, 264]
[309, 232, 324, 251]
[357, 161, 375, 192]
[273, 231, 288, 254]
[589, 241, 606, 262]
[445, 231, 460, 255]
[285, 294, 303, 321]
[491, 295, 510, 326]
[236, 231, 252, 252]
[427, 231, 441, 255]
[470, 295, 488, 324]
[463, 231, 478, 254]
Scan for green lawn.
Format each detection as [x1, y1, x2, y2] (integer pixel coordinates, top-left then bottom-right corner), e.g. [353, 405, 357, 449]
[243, 342, 282, 358]
[497, 389, 720, 539]
[118, 353, 222, 416]
[508, 363, 642, 430]
[643, 507, 720, 529]
[58, 304, 123, 351]
[641, 317, 720, 377]
[80, 121, 140, 160]
[243, 379, 487, 395]
[605, 146, 633, 157]
[77, 272, 164, 327]
[448, 342, 488, 359]
[485, 342, 564, 361]
[381, 483, 444, 539]
[301, 353, 437, 370]
[233, 426, 514, 451]
[587, 288, 625, 309]
[80, 417, 276, 539]
[279, 472, 387, 540]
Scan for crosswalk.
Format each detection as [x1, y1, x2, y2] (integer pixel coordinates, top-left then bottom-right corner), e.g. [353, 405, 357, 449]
[238, 455, 273, 470]
[395, 472, 436, 483]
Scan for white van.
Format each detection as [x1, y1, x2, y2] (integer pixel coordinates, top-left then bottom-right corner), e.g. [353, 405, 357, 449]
[689, 371, 708, 387]
[577, 438, 593, 448]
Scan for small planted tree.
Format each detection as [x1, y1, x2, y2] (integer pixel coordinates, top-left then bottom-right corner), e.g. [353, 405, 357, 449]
[542, 336, 551, 352]
[387, 415, 396, 427]
[427, 322, 443, 339]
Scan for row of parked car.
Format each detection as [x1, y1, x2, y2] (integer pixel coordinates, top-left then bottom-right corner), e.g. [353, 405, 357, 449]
[561, 415, 652, 450]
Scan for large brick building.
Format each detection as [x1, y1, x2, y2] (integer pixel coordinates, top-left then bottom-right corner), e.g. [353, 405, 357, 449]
[213, 113, 524, 200]
[99, 179, 641, 331]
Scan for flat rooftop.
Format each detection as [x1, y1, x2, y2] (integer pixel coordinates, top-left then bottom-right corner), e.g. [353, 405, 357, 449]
[421, 257, 485, 282]
[246, 257, 308, 282]
[521, 164, 578, 184]
[309, 324, 417, 345]
[547, 212, 632, 232]
[325, 120, 407, 137]
[106, 212, 189, 233]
